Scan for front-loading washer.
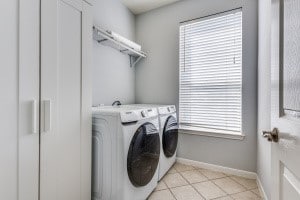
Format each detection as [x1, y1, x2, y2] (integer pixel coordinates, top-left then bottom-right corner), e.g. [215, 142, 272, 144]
[126, 104, 178, 180]
[92, 106, 160, 200]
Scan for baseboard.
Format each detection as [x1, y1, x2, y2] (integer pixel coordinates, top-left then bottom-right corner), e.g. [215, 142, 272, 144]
[256, 177, 269, 200]
[176, 157, 257, 179]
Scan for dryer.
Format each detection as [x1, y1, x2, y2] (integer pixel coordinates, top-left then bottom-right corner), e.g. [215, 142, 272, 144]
[127, 104, 178, 180]
[92, 106, 160, 200]
[157, 105, 178, 180]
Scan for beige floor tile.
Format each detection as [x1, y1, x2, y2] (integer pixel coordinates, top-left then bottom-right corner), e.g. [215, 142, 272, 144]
[230, 176, 258, 190]
[163, 173, 189, 188]
[148, 189, 175, 200]
[214, 196, 234, 200]
[167, 166, 178, 174]
[174, 162, 195, 172]
[153, 163, 263, 200]
[251, 188, 262, 197]
[180, 170, 208, 183]
[193, 181, 227, 199]
[199, 168, 227, 180]
[231, 191, 261, 200]
[213, 177, 246, 194]
[155, 181, 168, 191]
[170, 185, 204, 200]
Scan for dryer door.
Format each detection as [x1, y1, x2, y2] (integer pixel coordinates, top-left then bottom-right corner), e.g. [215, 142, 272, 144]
[127, 122, 160, 187]
[163, 116, 178, 158]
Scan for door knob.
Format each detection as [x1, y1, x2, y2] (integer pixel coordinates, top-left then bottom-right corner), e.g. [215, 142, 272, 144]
[262, 128, 279, 142]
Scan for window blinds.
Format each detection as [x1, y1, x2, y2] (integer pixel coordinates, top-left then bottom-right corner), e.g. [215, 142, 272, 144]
[179, 9, 242, 134]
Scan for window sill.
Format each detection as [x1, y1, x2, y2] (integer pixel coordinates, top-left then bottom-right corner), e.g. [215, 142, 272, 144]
[179, 125, 245, 140]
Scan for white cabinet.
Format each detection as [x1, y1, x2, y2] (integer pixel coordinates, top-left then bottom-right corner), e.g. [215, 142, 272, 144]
[18, 0, 40, 199]
[0, 0, 92, 199]
[40, 0, 92, 199]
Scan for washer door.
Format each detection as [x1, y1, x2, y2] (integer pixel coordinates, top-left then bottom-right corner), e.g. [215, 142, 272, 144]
[163, 116, 178, 158]
[127, 122, 160, 187]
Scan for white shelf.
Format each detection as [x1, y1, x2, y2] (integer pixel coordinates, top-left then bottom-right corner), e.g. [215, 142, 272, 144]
[93, 26, 146, 67]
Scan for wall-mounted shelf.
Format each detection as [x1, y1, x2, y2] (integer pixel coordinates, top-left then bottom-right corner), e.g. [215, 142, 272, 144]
[93, 26, 146, 67]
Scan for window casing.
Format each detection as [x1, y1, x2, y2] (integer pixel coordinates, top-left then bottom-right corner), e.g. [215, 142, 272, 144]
[179, 8, 242, 135]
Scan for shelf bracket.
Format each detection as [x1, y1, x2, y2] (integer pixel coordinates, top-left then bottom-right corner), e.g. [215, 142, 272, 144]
[130, 56, 142, 68]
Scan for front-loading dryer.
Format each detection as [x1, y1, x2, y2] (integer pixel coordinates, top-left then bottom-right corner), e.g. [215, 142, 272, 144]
[92, 106, 160, 200]
[157, 105, 178, 180]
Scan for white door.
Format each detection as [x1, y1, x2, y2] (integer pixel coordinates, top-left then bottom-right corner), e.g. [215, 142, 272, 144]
[18, 0, 40, 199]
[268, 0, 300, 199]
[40, 0, 92, 199]
[0, 0, 39, 199]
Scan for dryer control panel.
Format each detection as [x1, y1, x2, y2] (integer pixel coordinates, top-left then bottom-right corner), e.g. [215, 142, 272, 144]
[120, 108, 158, 123]
[158, 105, 176, 115]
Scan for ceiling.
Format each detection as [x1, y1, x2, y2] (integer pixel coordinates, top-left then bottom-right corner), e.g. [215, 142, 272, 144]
[121, 0, 180, 14]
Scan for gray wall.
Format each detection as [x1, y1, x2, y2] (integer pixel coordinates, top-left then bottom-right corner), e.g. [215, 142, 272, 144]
[93, 0, 136, 106]
[0, 0, 19, 198]
[257, 0, 271, 198]
[135, 0, 258, 172]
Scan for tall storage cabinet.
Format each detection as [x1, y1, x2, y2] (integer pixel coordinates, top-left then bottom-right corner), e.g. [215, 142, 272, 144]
[40, 0, 92, 199]
[0, 0, 92, 199]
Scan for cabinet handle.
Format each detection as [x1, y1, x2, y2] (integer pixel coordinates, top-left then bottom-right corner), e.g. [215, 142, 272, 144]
[32, 100, 37, 134]
[44, 100, 51, 132]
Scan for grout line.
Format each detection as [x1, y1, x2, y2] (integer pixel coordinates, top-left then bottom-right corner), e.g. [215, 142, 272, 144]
[168, 187, 178, 200]
[165, 172, 190, 188]
[248, 190, 262, 199]
[189, 183, 207, 200]
[210, 180, 231, 198]
[197, 168, 230, 179]
[250, 188, 263, 198]
[229, 190, 263, 199]
[179, 172, 206, 200]
[229, 176, 260, 191]
[227, 176, 248, 191]
[179, 170, 209, 184]
[210, 195, 233, 200]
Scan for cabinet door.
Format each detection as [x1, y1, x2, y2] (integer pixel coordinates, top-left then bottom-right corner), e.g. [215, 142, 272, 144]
[40, 0, 92, 200]
[0, 0, 40, 199]
[19, 0, 40, 199]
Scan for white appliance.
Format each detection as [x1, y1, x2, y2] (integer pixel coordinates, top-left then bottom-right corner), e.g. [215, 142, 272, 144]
[127, 105, 178, 180]
[92, 106, 160, 200]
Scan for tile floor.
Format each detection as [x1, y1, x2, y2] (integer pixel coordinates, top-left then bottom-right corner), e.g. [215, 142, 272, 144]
[148, 162, 263, 200]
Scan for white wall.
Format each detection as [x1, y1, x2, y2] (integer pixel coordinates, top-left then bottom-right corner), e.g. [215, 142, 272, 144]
[92, 0, 136, 106]
[135, 0, 258, 172]
[0, 0, 19, 199]
[257, 0, 271, 198]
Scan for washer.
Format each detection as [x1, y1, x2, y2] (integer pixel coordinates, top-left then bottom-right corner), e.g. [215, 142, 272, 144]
[92, 106, 160, 200]
[127, 104, 178, 180]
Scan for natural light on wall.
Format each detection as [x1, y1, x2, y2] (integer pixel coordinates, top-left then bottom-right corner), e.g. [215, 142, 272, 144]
[179, 8, 242, 136]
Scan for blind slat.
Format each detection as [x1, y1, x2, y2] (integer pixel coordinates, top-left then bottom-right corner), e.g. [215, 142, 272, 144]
[179, 9, 242, 133]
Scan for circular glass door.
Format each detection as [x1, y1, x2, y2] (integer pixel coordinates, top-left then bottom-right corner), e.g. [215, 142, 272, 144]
[127, 122, 160, 187]
[163, 116, 178, 158]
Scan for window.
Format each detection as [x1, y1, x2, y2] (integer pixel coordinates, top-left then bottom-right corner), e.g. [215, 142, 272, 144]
[179, 8, 242, 135]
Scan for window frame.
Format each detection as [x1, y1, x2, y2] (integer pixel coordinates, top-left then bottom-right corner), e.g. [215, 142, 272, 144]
[178, 8, 245, 140]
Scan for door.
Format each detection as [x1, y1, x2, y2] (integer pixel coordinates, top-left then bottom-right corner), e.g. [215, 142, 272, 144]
[127, 122, 160, 187]
[40, 0, 92, 199]
[162, 116, 178, 157]
[268, 0, 300, 199]
[19, 0, 40, 199]
[0, 0, 40, 199]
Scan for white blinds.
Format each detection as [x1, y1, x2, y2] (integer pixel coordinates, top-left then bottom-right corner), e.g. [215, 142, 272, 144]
[179, 9, 242, 134]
